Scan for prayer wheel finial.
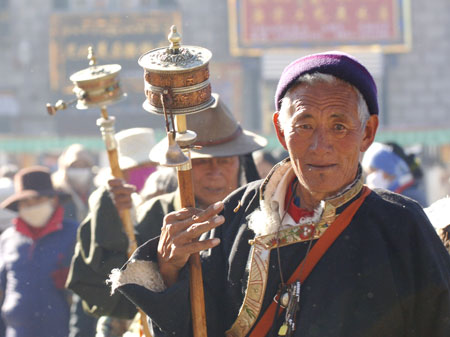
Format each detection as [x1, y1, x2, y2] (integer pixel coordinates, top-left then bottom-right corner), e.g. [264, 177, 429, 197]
[168, 25, 181, 54]
[87, 46, 97, 67]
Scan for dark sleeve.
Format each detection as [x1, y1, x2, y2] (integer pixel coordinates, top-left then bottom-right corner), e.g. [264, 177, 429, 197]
[118, 236, 229, 337]
[406, 204, 450, 336]
[134, 192, 175, 243]
[374, 191, 450, 337]
[66, 186, 137, 318]
[117, 184, 260, 336]
[116, 237, 192, 337]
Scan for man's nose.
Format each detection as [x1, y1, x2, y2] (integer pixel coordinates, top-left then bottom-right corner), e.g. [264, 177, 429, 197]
[310, 127, 332, 153]
[208, 159, 221, 170]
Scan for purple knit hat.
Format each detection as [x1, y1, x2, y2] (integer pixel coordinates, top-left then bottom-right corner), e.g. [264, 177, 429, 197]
[274, 51, 378, 115]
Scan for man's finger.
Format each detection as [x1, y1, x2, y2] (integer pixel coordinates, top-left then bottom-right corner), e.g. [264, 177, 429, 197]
[189, 201, 224, 224]
[165, 207, 203, 223]
[175, 238, 221, 257]
[182, 215, 225, 241]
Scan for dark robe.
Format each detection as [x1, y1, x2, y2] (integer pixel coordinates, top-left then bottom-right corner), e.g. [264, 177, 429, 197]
[66, 186, 178, 318]
[117, 179, 450, 337]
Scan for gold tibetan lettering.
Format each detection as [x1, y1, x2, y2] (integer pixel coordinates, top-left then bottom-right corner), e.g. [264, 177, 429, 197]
[357, 6, 368, 20]
[253, 8, 265, 24]
[314, 7, 326, 22]
[379, 5, 389, 21]
[295, 9, 304, 21]
[96, 41, 108, 59]
[110, 41, 123, 59]
[65, 43, 77, 60]
[273, 7, 284, 23]
[124, 42, 138, 59]
[336, 5, 347, 21]
[139, 42, 155, 54]
[77, 44, 91, 59]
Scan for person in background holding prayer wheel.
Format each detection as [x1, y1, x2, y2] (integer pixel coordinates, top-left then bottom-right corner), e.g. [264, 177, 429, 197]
[66, 127, 159, 337]
[66, 96, 266, 336]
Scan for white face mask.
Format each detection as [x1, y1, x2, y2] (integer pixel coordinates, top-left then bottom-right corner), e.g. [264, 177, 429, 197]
[19, 201, 55, 228]
[66, 168, 92, 188]
[366, 170, 391, 190]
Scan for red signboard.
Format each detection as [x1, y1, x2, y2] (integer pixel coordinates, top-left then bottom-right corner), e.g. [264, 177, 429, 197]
[229, 0, 411, 55]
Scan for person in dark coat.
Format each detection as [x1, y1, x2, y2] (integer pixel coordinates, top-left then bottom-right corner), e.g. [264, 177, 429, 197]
[0, 166, 78, 337]
[110, 52, 450, 337]
[66, 95, 266, 335]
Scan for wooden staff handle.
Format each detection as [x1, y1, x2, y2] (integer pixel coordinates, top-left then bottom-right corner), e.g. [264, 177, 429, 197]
[175, 113, 208, 337]
[178, 166, 208, 337]
[105, 149, 151, 337]
[99, 108, 151, 337]
[105, 149, 138, 253]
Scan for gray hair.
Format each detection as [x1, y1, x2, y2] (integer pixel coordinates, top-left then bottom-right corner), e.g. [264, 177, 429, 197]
[278, 73, 370, 130]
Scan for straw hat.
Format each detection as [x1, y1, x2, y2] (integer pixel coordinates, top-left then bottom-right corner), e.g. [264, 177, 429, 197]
[149, 94, 267, 161]
[116, 128, 157, 170]
[1, 166, 69, 212]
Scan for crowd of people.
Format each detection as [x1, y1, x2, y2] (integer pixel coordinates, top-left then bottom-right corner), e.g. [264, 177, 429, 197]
[0, 51, 449, 337]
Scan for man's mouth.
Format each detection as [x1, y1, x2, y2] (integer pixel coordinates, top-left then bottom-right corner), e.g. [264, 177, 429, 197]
[204, 187, 225, 194]
[306, 164, 337, 171]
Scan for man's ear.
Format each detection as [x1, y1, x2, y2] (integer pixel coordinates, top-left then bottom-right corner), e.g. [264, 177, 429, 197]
[273, 111, 287, 150]
[360, 114, 379, 152]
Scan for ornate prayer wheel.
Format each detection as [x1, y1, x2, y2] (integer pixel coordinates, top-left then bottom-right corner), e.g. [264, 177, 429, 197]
[46, 47, 126, 114]
[138, 25, 216, 115]
[138, 25, 213, 337]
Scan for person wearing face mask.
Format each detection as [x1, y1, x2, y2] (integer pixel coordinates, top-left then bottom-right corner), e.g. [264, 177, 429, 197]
[0, 166, 78, 337]
[362, 142, 427, 206]
[52, 143, 96, 223]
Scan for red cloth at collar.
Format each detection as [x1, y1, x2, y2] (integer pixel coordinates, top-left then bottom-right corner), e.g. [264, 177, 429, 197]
[285, 178, 314, 223]
[14, 206, 64, 241]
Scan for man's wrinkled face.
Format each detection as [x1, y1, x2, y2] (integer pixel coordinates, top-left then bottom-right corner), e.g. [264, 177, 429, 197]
[191, 156, 240, 208]
[274, 80, 378, 197]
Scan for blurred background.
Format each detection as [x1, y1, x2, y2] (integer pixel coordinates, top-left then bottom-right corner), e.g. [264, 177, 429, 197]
[0, 0, 449, 205]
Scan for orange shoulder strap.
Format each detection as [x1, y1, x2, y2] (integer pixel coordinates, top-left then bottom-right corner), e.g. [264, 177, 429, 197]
[249, 186, 372, 337]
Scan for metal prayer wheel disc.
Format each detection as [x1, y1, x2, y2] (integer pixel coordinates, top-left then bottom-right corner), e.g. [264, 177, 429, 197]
[69, 47, 126, 110]
[138, 25, 216, 115]
[159, 131, 190, 167]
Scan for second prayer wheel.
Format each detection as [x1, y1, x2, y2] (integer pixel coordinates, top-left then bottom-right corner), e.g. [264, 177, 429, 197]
[69, 63, 124, 109]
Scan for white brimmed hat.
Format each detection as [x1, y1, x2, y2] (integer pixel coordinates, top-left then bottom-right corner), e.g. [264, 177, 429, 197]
[116, 128, 157, 170]
[424, 197, 450, 230]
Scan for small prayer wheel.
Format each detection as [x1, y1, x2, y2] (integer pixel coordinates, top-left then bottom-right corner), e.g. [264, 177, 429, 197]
[69, 47, 125, 109]
[46, 47, 126, 114]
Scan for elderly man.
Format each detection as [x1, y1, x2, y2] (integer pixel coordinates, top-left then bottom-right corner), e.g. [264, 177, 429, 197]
[66, 96, 266, 329]
[111, 52, 450, 337]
